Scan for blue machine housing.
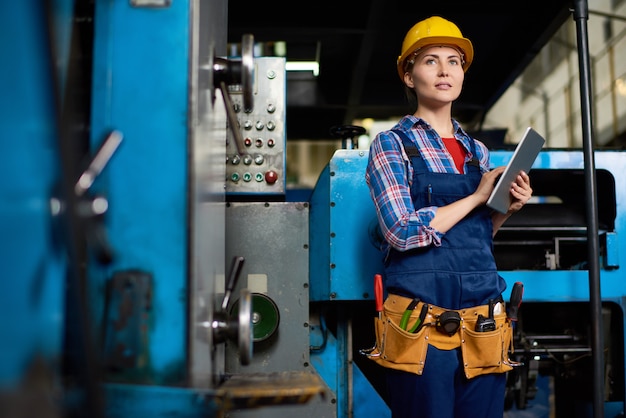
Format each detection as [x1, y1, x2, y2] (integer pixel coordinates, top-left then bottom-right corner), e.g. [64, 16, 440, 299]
[309, 149, 383, 302]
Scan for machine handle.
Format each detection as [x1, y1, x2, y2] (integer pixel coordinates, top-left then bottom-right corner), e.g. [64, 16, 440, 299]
[222, 256, 245, 312]
[75, 130, 123, 196]
[507, 281, 524, 321]
[240, 34, 254, 112]
[236, 288, 253, 365]
[212, 34, 255, 155]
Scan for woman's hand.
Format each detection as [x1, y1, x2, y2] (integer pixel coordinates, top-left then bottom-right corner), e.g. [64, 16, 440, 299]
[491, 170, 532, 235]
[507, 170, 532, 213]
[474, 166, 506, 204]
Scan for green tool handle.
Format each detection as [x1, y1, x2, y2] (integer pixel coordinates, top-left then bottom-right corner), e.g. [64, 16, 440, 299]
[399, 298, 420, 330]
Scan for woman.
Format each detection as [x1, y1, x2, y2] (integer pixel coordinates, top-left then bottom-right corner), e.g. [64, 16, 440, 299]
[365, 16, 532, 418]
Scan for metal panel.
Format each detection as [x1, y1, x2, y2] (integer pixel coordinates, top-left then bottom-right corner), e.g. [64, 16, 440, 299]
[225, 202, 310, 372]
[224, 201, 336, 417]
[0, 0, 68, 387]
[225, 57, 287, 196]
[89, 0, 191, 384]
[310, 149, 386, 302]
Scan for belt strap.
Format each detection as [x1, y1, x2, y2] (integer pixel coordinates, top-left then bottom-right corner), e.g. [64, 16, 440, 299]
[384, 293, 507, 350]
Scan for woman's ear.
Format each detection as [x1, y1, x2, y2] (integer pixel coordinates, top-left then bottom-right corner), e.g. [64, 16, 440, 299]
[403, 72, 414, 88]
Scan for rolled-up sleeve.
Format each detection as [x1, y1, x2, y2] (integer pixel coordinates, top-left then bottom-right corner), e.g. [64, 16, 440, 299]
[365, 131, 443, 252]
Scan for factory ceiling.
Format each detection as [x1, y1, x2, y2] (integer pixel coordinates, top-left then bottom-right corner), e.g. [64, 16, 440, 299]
[228, 0, 573, 140]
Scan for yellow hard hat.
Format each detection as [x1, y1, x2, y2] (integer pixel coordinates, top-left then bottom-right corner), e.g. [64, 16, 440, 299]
[397, 16, 474, 80]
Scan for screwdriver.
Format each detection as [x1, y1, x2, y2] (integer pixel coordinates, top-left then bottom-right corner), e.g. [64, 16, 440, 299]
[507, 282, 524, 321]
[375, 274, 383, 319]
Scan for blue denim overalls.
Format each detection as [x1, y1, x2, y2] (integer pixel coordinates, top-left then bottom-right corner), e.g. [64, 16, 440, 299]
[383, 129, 507, 418]
[384, 129, 506, 309]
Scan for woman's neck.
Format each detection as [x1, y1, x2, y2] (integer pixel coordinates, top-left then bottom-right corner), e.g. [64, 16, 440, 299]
[414, 109, 455, 138]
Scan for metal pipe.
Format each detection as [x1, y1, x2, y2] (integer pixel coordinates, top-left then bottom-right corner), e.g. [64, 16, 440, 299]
[571, 1, 605, 416]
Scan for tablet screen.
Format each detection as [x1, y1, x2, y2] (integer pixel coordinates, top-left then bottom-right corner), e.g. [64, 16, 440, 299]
[486, 127, 545, 214]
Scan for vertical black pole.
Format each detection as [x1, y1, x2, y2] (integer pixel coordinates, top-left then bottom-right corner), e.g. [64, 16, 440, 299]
[571, 1, 604, 416]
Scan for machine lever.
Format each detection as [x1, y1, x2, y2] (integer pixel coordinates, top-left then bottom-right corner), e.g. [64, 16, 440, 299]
[220, 81, 246, 156]
[75, 130, 123, 196]
[222, 256, 245, 311]
[54, 130, 123, 264]
[211, 256, 252, 365]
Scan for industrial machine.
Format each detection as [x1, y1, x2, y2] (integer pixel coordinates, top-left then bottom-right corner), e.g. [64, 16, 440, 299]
[1, 1, 624, 418]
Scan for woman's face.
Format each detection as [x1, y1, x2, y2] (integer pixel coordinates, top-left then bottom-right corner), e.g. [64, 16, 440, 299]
[403, 45, 465, 107]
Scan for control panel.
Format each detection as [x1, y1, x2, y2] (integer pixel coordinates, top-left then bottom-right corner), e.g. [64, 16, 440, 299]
[226, 57, 286, 197]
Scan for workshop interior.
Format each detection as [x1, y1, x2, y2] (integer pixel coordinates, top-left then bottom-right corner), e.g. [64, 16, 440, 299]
[3, 0, 626, 417]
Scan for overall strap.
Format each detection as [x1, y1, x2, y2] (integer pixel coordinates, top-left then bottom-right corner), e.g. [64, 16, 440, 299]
[465, 138, 481, 173]
[392, 129, 481, 173]
[391, 129, 426, 172]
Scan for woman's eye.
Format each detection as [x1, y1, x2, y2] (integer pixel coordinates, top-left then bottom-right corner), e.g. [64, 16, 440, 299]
[449, 59, 460, 66]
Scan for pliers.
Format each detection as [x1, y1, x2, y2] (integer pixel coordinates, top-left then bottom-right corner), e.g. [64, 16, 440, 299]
[400, 298, 428, 332]
[409, 303, 429, 333]
[399, 298, 419, 330]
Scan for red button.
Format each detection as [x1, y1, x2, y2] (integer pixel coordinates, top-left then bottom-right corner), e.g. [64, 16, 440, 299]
[265, 170, 278, 184]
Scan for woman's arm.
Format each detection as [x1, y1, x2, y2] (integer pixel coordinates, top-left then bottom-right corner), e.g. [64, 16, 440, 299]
[366, 132, 441, 251]
[429, 166, 505, 233]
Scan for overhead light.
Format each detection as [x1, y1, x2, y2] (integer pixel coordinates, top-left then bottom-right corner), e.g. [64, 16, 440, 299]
[285, 61, 319, 76]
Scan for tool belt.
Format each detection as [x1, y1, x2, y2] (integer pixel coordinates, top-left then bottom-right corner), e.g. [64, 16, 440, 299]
[364, 294, 516, 379]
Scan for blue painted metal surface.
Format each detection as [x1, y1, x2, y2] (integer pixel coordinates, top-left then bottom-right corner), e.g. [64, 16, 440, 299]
[0, 0, 73, 387]
[105, 383, 218, 418]
[310, 150, 383, 302]
[89, 0, 190, 385]
[310, 321, 390, 418]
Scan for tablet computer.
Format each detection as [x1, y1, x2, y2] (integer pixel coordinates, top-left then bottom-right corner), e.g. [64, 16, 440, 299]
[486, 127, 545, 214]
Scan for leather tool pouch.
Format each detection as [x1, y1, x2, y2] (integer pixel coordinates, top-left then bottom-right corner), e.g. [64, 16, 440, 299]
[459, 312, 514, 378]
[365, 294, 515, 379]
[368, 301, 429, 375]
